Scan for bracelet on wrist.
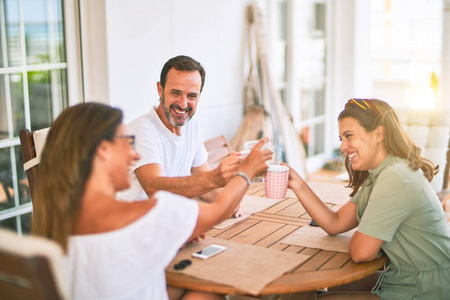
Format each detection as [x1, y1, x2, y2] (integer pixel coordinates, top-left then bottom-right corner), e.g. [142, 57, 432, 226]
[236, 172, 251, 186]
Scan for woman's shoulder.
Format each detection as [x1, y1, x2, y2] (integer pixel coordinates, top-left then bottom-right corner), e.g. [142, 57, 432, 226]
[378, 156, 429, 192]
[73, 195, 156, 235]
[116, 192, 198, 232]
[382, 156, 415, 177]
[73, 192, 198, 239]
[153, 191, 199, 212]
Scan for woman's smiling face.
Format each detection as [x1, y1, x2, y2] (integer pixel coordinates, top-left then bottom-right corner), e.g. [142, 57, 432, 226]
[338, 117, 387, 171]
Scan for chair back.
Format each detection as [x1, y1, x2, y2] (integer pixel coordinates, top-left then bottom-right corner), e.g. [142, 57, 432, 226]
[396, 108, 450, 192]
[0, 228, 69, 300]
[204, 135, 233, 169]
[19, 128, 49, 203]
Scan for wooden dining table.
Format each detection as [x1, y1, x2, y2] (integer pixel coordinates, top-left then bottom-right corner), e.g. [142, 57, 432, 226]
[166, 181, 387, 299]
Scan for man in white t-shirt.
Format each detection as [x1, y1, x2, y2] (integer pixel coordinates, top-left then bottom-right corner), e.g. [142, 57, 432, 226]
[118, 55, 242, 216]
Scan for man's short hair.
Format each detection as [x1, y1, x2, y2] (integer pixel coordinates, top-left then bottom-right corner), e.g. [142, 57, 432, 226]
[160, 55, 206, 92]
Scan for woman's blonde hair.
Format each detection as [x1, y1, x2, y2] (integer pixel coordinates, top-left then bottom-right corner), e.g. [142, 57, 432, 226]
[338, 99, 437, 197]
[31, 103, 123, 252]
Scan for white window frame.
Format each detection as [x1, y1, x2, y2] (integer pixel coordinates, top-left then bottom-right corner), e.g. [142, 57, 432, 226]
[65, 0, 84, 105]
[0, 0, 83, 234]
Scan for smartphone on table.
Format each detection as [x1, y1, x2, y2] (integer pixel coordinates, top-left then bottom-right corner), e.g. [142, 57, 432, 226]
[192, 244, 226, 260]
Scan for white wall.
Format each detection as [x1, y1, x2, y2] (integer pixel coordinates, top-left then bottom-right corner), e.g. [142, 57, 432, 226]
[79, 0, 109, 104]
[98, 0, 253, 142]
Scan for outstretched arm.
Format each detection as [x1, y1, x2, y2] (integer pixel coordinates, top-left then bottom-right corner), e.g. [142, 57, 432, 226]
[283, 163, 359, 235]
[135, 154, 241, 198]
[190, 138, 273, 240]
[193, 152, 242, 203]
[283, 164, 384, 263]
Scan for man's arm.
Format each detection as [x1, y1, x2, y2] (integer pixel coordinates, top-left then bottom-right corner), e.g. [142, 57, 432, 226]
[191, 162, 217, 202]
[135, 154, 241, 199]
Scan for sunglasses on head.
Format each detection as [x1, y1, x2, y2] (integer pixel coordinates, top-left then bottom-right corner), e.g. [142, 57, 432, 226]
[345, 99, 380, 115]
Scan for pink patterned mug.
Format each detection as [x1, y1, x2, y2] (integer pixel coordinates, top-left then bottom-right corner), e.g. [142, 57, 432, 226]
[264, 165, 289, 199]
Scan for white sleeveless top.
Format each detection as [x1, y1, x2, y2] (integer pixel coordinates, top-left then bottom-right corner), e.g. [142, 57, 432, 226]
[64, 191, 199, 300]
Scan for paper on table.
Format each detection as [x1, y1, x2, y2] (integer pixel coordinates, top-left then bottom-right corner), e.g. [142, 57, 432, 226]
[281, 226, 357, 253]
[167, 237, 309, 295]
[286, 180, 351, 205]
[213, 195, 282, 229]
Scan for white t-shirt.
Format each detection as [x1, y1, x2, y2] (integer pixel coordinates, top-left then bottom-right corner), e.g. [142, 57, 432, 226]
[64, 191, 199, 300]
[117, 107, 208, 201]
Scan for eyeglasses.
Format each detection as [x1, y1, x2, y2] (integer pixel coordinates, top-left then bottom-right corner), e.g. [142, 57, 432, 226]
[115, 135, 135, 149]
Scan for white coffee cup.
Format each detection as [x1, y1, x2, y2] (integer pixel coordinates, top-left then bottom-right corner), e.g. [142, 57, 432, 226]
[241, 139, 271, 182]
[240, 139, 270, 157]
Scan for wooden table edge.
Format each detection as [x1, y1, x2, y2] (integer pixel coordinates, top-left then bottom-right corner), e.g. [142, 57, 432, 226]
[166, 254, 387, 296]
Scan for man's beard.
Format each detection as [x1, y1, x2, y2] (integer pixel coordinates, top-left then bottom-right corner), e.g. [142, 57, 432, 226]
[161, 94, 195, 127]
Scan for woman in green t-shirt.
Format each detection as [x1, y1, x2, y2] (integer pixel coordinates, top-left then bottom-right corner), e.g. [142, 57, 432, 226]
[286, 99, 450, 299]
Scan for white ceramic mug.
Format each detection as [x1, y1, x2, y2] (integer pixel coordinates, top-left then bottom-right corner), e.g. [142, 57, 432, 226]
[240, 139, 270, 157]
[241, 139, 271, 182]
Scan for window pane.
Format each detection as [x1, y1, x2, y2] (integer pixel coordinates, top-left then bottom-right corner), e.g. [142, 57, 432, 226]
[0, 212, 31, 233]
[313, 122, 324, 155]
[274, 1, 287, 84]
[10, 73, 25, 136]
[0, 146, 14, 210]
[20, 212, 32, 233]
[279, 88, 286, 104]
[23, 0, 66, 65]
[300, 126, 310, 157]
[0, 77, 7, 139]
[1, 0, 21, 67]
[28, 68, 67, 130]
[300, 89, 310, 120]
[15, 144, 30, 205]
[314, 3, 326, 35]
[278, 1, 287, 40]
[0, 144, 29, 210]
[0, 74, 26, 139]
[0, 215, 17, 231]
[314, 88, 325, 116]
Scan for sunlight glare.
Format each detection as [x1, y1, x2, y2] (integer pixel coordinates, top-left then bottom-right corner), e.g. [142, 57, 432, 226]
[404, 87, 436, 110]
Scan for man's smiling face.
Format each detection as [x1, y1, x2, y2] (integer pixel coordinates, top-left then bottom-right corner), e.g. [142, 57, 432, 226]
[158, 68, 201, 130]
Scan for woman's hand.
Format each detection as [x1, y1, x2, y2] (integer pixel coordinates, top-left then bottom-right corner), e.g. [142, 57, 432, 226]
[185, 232, 206, 245]
[231, 203, 243, 218]
[281, 162, 307, 192]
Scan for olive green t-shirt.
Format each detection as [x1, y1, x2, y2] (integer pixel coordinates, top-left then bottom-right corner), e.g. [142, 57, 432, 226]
[351, 154, 450, 299]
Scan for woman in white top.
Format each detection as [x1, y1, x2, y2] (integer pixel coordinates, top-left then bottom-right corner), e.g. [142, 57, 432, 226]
[31, 102, 273, 300]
